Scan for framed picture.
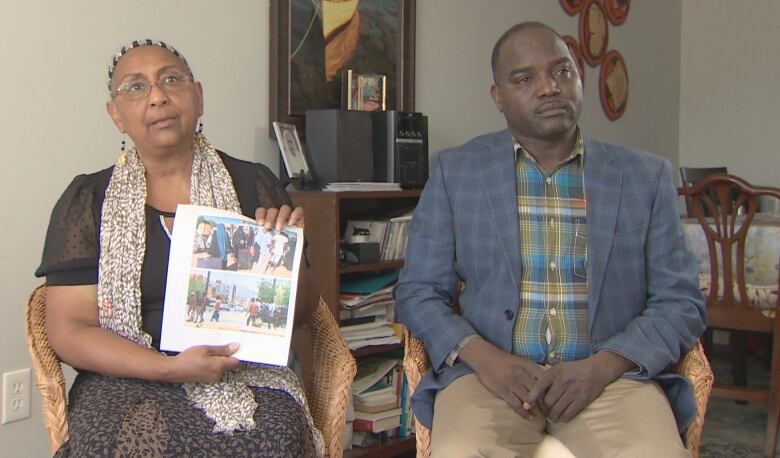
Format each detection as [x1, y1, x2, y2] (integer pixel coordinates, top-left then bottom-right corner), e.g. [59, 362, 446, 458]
[269, 0, 415, 137]
[344, 69, 387, 111]
[272, 122, 311, 180]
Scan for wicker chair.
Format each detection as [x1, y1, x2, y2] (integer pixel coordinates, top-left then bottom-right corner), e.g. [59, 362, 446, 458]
[404, 331, 714, 458]
[24, 285, 356, 457]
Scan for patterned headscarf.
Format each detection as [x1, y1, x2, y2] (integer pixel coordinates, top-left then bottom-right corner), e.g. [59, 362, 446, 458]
[98, 41, 323, 455]
[107, 39, 192, 93]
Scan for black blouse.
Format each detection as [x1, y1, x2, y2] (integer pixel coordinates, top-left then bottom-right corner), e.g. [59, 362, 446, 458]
[35, 151, 292, 349]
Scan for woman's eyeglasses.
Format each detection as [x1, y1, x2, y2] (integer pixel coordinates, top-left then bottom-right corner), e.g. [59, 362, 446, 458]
[113, 73, 194, 100]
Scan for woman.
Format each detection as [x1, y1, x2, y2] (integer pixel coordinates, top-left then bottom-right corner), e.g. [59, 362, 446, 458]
[35, 39, 323, 457]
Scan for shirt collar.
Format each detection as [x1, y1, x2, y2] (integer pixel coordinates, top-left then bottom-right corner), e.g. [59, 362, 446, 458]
[513, 128, 584, 167]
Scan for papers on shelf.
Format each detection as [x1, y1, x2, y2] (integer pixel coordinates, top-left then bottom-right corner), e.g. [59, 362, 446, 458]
[341, 320, 401, 351]
[341, 285, 395, 310]
[323, 182, 402, 192]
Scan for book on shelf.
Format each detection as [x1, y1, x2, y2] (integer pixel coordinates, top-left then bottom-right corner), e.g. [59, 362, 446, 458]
[354, 397, 399, 413]
[352, 356, 399, 395]
[160, 205, 303, 366]
[340, 285, 395, 310]
[347, 335, 401, 351]
[340, 270, 400, 294]
[353, 407, 403, 433]
[342, 320, 396, 340]
[353, 376, 396, 401]
[340, 302, 392, 322]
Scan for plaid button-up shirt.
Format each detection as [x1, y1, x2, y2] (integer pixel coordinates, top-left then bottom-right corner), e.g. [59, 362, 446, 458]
[512, 131, 590, 364]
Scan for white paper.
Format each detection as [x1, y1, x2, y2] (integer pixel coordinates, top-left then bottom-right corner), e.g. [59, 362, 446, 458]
[161, 205, 304, 366]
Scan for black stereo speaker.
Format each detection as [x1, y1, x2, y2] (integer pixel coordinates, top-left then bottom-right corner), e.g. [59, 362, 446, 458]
[304, 109, 374, 187]
[372, 111, 428, 188]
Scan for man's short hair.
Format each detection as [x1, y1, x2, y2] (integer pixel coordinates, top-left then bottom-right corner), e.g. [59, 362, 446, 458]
[491, 21, 566, 83]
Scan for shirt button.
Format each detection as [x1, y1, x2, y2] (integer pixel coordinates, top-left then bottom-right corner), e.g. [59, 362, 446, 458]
[549, 308, 557, 316]
[505, 309, 514, 321]
[550, 219, 556, 227]
[545, 176, 552, 185]
[550, 261, 557, 270]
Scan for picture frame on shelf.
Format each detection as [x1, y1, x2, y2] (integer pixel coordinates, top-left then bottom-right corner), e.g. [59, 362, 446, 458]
[272, 121, 313, 188]
[343, 69, 387, 111]
[269, 0, 415, 137]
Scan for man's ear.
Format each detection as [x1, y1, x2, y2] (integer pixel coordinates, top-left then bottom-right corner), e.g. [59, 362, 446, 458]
[106, 101, 126, 133]
[490, 83, 504, 113]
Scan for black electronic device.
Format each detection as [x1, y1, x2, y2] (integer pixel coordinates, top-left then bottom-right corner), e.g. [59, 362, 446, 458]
[304, 109, 374, 187]
[372, 111, 428, 188]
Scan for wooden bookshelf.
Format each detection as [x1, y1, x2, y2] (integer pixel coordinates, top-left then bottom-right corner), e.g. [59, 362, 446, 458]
[290, 189, 421, 457]
[344, 436, 416, 458]
[289, 189, 421, 318]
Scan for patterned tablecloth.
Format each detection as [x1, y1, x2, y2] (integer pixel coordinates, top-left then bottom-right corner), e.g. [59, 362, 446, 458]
[682, 214, 779, 314]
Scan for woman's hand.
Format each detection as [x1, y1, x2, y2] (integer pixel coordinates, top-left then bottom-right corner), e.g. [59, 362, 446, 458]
[255, 205, 304, 230]
[165, 343, 242, 384]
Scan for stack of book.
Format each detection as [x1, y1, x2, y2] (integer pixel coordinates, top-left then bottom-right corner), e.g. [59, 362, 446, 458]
[340, 271, 402, 350]
[349, 355, 413, 448]
[341, 320, 400, 351]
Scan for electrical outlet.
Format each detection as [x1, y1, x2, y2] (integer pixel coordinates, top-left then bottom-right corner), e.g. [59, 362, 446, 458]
[2, 369, 31, 424]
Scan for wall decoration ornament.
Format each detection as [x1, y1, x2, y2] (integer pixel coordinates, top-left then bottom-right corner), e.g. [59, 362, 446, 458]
[598, 50, 628, 121]
[563, 35, 585, 87]
[579, 0, 608, 67]
[561, 0, 628, 120]
[559, 0, 584, 16]
[604, 0, 630, 26]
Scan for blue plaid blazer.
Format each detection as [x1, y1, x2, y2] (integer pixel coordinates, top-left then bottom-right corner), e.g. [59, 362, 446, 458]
[394, 130, 706, 432]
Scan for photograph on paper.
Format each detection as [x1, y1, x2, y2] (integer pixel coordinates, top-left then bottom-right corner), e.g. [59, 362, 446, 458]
[161, 205, 304, 366]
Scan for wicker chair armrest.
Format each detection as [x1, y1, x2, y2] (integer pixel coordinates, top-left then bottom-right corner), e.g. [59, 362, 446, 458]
[24, 285, 69, 454]
[309, 297, 356, 457]
[403, 330, 432, 457]
[671, 341, 714, 457]
[403, 329, 430, 394]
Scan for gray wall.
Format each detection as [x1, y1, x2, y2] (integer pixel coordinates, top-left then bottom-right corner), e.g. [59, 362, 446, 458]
[679, 0, 780, 186]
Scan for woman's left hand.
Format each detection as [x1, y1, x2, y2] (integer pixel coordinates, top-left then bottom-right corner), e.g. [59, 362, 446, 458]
[255, 205, 304, 230]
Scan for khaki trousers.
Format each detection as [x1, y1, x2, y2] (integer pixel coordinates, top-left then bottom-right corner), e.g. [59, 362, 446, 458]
[431, 373, 689, 458]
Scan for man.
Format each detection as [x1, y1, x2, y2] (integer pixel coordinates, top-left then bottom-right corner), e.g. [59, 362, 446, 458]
[394, 22, 705, 457]
[247, 298, 260, 327]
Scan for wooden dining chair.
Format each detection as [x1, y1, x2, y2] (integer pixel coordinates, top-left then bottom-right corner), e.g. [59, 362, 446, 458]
[680, 166, 728, 217]
[24, 285, 356, 457]
[678, 173, 780, 457]
[403, 331, 714, 458]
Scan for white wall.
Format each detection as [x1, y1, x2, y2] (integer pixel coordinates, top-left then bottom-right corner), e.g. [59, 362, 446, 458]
[680, 0, 780, 187]
[1, 1, 684, 455]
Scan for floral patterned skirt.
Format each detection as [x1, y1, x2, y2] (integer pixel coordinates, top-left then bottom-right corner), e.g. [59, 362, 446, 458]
[55, 372, 317, 457]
